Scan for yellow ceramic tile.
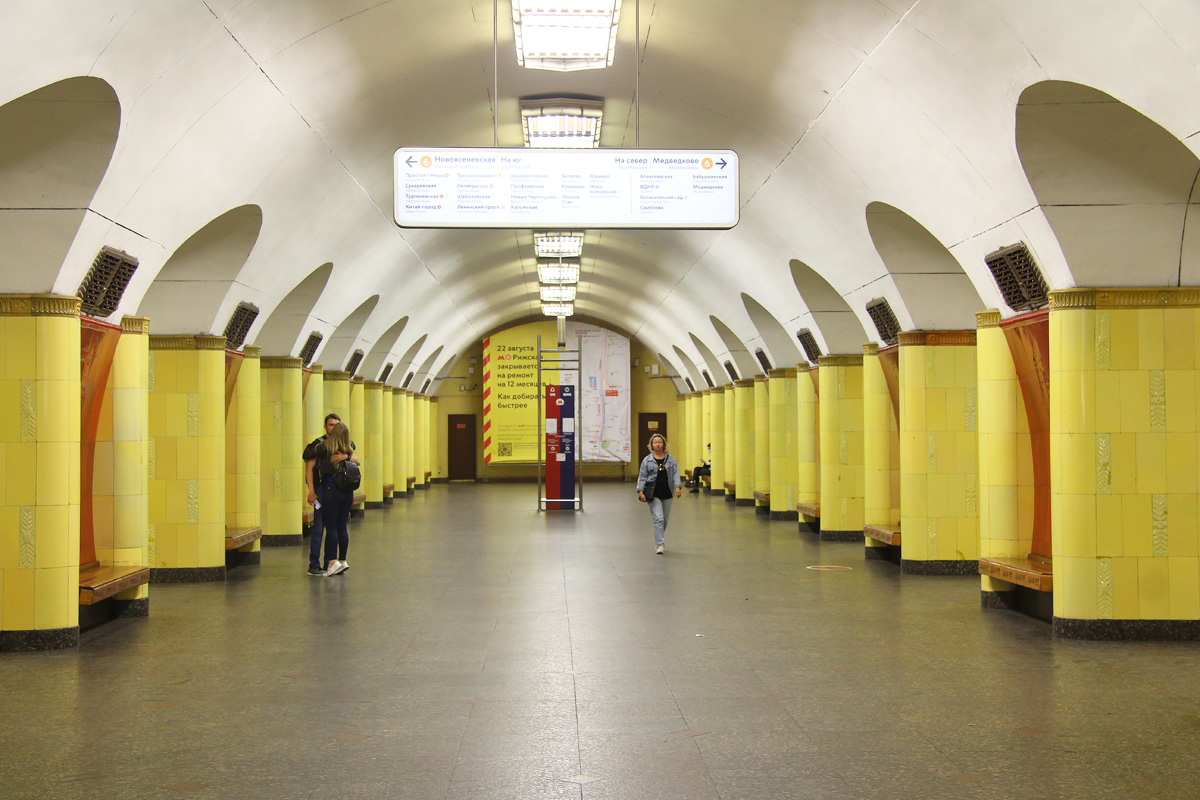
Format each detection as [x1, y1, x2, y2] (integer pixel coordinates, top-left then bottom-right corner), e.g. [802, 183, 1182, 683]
[1095, 495, 1124, 557]
[165, 480, 188, 526]
[198, 353, 225, 395]
[2, 566, 36, 630]
[1135, 433, 1167, 495]
[174, 524, 199, 568]
[1057, 493, 1097, 558]
[1122, 494, 1152, 558]
[1168, 558, 1200, 619]
[176, 436, 198, 480]
[1058, 556, 1099, 619]
[113, 495, 147, 549]
[1163, 310, 1194, 370]
[199, 480, 224, 524]
[1111, 557, 1140, 619]
[1164, 371, 1197, 433]
[1055, 310, 1085, 373]
[33, 565, 72, 629]
[1058, 433, 1096, 496]
[1169, 493, 1199, 558]
[1137, 557, 1170, 619]
[1118, 371, 1151, 433]
[1137, 309, 1165, 371]
[1166, 435, 1197, 494]
[35, 441, 70, 507]
[926, 389, 947, 433]
[1108, 310, 1140, 371]
[1109, 433, 1137, 495]
[1093, 371, 1121, 433]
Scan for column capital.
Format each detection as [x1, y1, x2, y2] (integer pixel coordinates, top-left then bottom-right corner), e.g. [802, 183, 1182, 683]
[0, 294, 81, 317]
[898, 330, 976, 347]
[976, 310, 1003, 328]
[242, 346, 261, 358]
[261, 356, 304, 369]
[767, 368, 796, 379]
[323, 370, 351, 382]
[1049, 287, 1200, 309]
[817, 354, 863, 367]
[364, 381, 385, 390]
[121, 316, 150, 335]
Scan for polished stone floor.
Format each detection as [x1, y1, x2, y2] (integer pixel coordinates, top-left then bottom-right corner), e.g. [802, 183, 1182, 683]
[4, 483, 1200, 799]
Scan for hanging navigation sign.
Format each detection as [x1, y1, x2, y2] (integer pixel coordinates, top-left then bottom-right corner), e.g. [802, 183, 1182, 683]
[394, 148, 739, 229]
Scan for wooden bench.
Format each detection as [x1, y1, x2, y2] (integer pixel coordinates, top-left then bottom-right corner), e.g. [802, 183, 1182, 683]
[864, 524, 901, 546]
[796, 502, 821, 534]
[225, 526, 262, 550]
[796, 502, 821, 518]
[699, 475, 711, 487]
[753, 491, 770, 503]
[978, 556, 1053, 592]
[407, 476, 415, 490]
[79, 562, 150, 605]
[382, 483, 394, 503]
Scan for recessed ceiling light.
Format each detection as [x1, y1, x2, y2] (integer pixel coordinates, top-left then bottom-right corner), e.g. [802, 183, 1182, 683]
[535, 232, 584, 258]
[540, 285, 578, 302]
[542, 302, 574, 317]
[537, 260, 580, 284]
[521, 98, 603, 148]
[512, 1, 622, 72]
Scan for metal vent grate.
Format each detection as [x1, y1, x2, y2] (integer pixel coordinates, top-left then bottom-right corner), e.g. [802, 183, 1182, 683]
[796, 329, 821, 363]
[379, 362, 394, 383]
[77, 247, 138, 318]
[985, 243, 1049, 312]
[223, 302, 259, 350]
[684, 377, 695, 392]
[866, 298, 901, 346]
[420, 378, 431, 394]
[723, 361, 739, 382]
[298, 332, 322, 366]
[345, 349, 364, 376]
[402, 372, 414, 388]
[754, 349, 772, 373]
[701, 370, 714, 388]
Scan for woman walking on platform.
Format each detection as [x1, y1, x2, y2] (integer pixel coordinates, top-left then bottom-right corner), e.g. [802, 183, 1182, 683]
[314, 422, 359, 575]
[636, 433, 682, 554]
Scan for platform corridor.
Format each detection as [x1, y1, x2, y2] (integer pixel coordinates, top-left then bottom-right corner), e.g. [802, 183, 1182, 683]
[4, 483, 1199, 800]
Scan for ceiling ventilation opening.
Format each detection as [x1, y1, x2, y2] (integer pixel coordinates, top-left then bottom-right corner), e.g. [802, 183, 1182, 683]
[403, 372, 414, 388]
[796, 329, 821, 363]
[379, 363, 394, 383]
[420, 378, 432, 394]
[701, 370, 714, 388]
[345, 349, 365, 377]
[298, 332, 322, 366]
[754, 349, 772, 373]
[866, 298, 901, 346]
[223, 302, 259, 350]
[78, 246, 138, 318]
[683, 377, 695, 392]
[723, 361, 739, 382]
[985, 243, 1050, 312]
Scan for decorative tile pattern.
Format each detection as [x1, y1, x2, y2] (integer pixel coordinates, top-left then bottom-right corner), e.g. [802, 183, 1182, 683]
[840, 498, 848, 525]
[149, 524, 156, 564]
[148, 355, 156, 393]
[273, 469, 282, 501]
[20, 381, 35, 442]
[272, 402, 281, 435]
[1095, 311, 1110, 370]
[925, 348, 936, 387]
[837, 367, 847, 399]
[186, 394, 199, 437]
[1096, 433, 1111, 495]
[964, 388, 977, 432]
[148, 438, 156, 481]
[19, 507, 35, 568]
[1150, 370, 1166, 433]
[927, 518, 938, 559]
[927, 433, 937, 473]
[1098, 557, 1114, 619]
[1152, 494, 1168, 557]
[839, 432, 847, 465]
[966, 474, 977, 516]
[187, 480, 199, 524]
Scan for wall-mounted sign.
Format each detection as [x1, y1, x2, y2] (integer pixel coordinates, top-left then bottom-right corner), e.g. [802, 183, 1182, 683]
[394, 148, 739, 229]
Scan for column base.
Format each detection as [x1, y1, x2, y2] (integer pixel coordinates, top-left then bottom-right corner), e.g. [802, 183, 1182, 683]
[393, 489, 412, 499]
[755, 504, 769, 516]
[80, 597, 150, 632]
[735, 497, 755, 507]
[226, 550, 261, 569]
[382, 495, 394, 505]
[901, 559, 978, 575]
[1052, 617, 1200, 641]
[0, 626, 80, 651]
[725, 493, 737, 503]
[769, 510, 799, 521]
[262, 534, 303, 547]
[819, 529, 864, 542]
[151, 566, 226, 583]
[350, 508, 365, 519]
[414, 483, 429, 491]
[865, 544, 901, 565]
[365, 501, 385, 509]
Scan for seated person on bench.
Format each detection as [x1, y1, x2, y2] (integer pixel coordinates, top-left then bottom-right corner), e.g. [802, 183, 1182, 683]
[689, 444, 711, 493]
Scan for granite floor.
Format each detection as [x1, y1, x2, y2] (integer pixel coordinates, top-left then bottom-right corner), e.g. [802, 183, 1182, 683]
[3, 483, 1200, 799]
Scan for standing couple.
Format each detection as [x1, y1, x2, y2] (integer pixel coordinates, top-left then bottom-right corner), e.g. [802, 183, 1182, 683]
[304, 413, 360, 576]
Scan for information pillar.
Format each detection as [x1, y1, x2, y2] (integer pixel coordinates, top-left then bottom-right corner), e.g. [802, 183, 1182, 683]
[544, 385, 576, 509]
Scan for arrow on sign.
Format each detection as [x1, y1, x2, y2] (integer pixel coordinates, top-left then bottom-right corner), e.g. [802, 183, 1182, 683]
[406, 156, 418, 167]
[716, 158, 728, 169]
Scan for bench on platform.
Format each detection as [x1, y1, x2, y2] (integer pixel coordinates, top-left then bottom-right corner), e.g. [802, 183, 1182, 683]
[753, 491, 770, 503]
[225, 526, 262, 550]
[796, 502, 821, 534]
[978, 556, 1053, 592]
[79, 562, 150, 605]
[699, 475, 711, 488]
[407, 476, 415, 490]
[382, 483, 394, 503]
[864, 524, 901, 546]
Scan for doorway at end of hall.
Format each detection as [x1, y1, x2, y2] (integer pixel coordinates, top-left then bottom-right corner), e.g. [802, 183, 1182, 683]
[447, 414, 477, 481]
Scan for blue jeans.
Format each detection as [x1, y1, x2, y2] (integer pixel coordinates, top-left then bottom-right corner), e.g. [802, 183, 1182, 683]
[317, 483, 352, 564]
[648, 496, 672, 547]
[308, 504, 325, 569]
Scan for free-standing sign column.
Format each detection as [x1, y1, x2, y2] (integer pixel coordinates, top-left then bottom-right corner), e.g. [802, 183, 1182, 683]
[544, 385, 576, 510]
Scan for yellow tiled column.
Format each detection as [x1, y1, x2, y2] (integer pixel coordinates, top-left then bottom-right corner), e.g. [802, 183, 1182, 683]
[301, 365, 324, 533]
[1050, 288, 1200, 639]
[700, 388, 713, 480]
[110, 317, 150, 614]
[817, 355, 864, 540]
[0, 295, 82, 650]
[863, 345, 899, 556]
[723, 383, 737, 502]
[689, 391, 703, 478]
[709, 386, 726, 496]
[348, 378, 365, 515]
[225, 346, 261, 565]
[323, 371, 350, 424]
[260, 356, 303, 546]
[363, 381, 385, 508]
[382, 384, 394, 502]
[148, 334, 226, 582]
[675, 393, 688, 469]
[898, 332, 979, 574]
[768, 368, 798, 520]
[393, 388, 409, 498]
[414, 394, 428, 490]
[429, 396, 440, 482]
[734, 378, 755, 507]
[753, 375, 770, 515]
[403, 390, 416, 494]
[797, 364, 820, 532]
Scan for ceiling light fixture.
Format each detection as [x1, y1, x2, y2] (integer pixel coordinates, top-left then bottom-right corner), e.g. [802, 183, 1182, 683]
[512, 1, 622, 72]
[537, 260, 581, 284]
[521, 98, 603, 148]
[542, 302, 574, 317]
[534, 232, 584, 258]
[540, 285, 577, 303]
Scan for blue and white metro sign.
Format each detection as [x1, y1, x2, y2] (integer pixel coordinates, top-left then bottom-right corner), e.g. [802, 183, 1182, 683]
[394, 148, 739, 230]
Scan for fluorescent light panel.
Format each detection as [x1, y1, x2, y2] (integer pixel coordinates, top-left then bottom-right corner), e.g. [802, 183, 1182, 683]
[540, 285, 577, 302]
[537, 260, 580, 284]
[512, 1, 622, 72]
[535, 232, 584, 258]
[521, 99, 603, 148]
[542, 302, 574, 317]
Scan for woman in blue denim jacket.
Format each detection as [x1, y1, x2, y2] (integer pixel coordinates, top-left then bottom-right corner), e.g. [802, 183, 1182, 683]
[636, 433, 682, 554]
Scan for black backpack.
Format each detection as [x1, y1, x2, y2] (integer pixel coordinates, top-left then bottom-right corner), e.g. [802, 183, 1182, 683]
[333, 459, 361, 492]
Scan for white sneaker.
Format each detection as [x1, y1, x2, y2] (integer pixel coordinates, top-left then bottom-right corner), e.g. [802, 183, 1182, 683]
[325, 561, 344, 576]
[655, 545, 664, 554]
[338, 560, 349, 573]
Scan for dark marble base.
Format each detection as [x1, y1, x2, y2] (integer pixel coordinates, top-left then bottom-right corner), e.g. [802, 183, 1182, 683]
[365, 501, 385, 509]
[725, 493, 737, 503]
[981, 590, 1020, 610]
[755, 504, 770, 516]
[262, 534, 303, 547]
[151, 566, 226, 583]
[350, 508, 365, 519]
[80, 597, 150, 633]
[798, 520, 819, 535]
[820, 529, 864, 542]
[865, 543, 901, 565]
[115, 597, 150, 618]
[735, 498, 755, 507]
[901, 559, 978, 576]
[393, 489, 412, 499]
[382, 496, 394, 505]
[226, 549, 261, 569]
[414, 483, 429, 490]
[770, 510, 799, 521]
[1053, 617, 1200, 641]
[0, 626, 79, 652]
[430, 478, 447, 484]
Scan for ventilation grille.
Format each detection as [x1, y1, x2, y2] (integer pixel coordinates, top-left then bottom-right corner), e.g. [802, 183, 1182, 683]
[420, 378, 431, 394]
[754, 349, 772, 373]
[866, 298, 901, 346]
[345, 349, 365, 376]
[298, 332, 322, 366]
[403, 372, 414, 388]
[78, 247, 138, 318]
[684, 377, 695, 392]
[797, 329, 821, 363]
[723, 361, 739, 382]
[379, 362, 394, 383]
[223, 302, 259, 350]
[985, 243, 1050, 312]
[701, 370, 714, 388]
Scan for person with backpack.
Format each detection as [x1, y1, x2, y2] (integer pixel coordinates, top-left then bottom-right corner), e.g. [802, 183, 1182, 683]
[304, 413, 354, 576]
[313, 421, 360, 576]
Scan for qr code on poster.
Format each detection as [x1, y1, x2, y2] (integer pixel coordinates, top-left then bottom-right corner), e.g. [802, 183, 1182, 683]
[499, 443, 512, 456]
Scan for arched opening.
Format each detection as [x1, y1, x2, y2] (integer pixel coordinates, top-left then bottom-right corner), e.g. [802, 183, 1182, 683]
[411, 346, 445, 391]
[394, 335, 429, 385]
[252, 263, 334, 356]
[710, 316, 759, 377]
[360, 317, 410, 382]
[136, 205, 264, 333]
[1016, 80, 1200, 286]
[0, 76, 120, 293]
[671, 345, 704, 390]
[316, 295, 380, 371]
[655, 351, 689, 395]
[865, 202, 983, 329]
[742, 293, 802, 366]
[789, 259, 869, 354]
[688, 333, 726, 383]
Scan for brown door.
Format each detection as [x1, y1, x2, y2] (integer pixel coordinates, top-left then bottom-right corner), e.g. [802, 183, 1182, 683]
[637, 413, 667, 460]
[447, 414, 477, 480]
